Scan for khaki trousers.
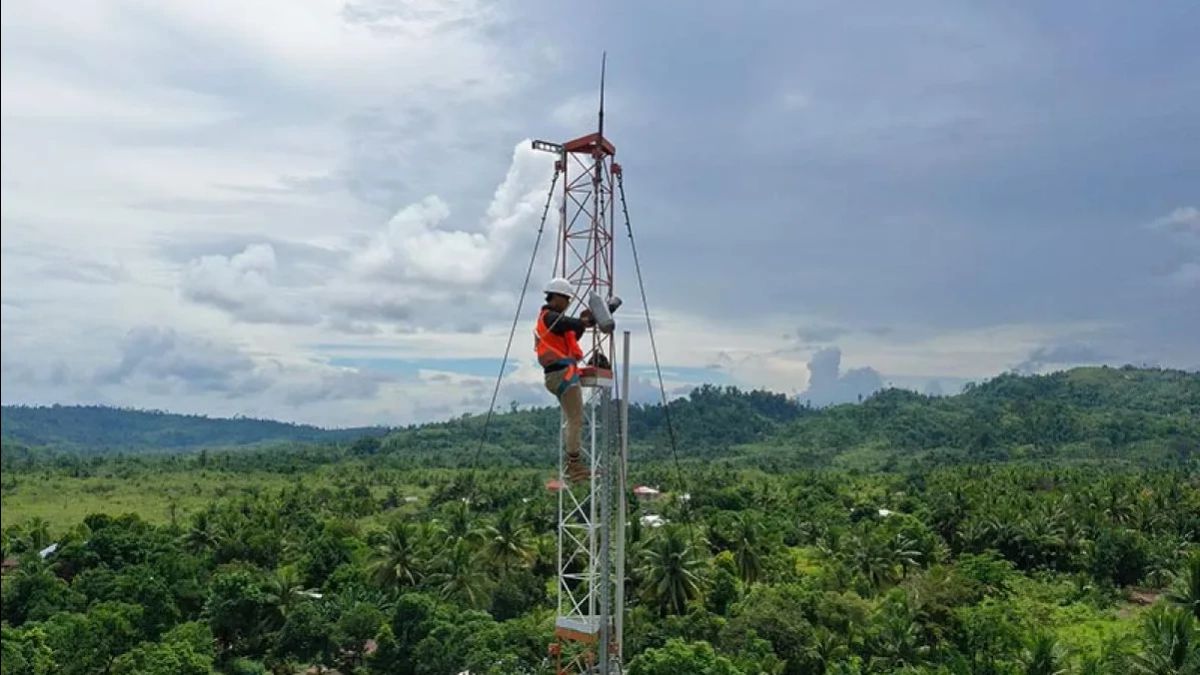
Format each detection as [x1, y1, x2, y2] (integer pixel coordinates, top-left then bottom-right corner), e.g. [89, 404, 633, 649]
[545, 369, 583, 459]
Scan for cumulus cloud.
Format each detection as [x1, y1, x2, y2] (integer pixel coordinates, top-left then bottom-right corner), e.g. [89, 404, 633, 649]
[799, 347, 884, 406]
[178, 141, 554, 334]
[1014, 342, 1108, 373]
[356, 142, 553, 285]
[97, 326, 269, 395]
[4, 2, 1199, 427]
[181, 244, 314, 325]
[1149, 206, 1200, 238]
[282, 368, 381, 406]
[94, 326, 381, 406]
[1147, 206, 1200, 289]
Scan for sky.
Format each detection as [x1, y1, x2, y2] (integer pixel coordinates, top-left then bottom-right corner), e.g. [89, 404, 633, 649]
[2, 0, 1197, 427]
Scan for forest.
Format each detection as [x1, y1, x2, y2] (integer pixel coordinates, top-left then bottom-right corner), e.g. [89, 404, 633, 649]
[1, 365, 1198, 674]
[0, 405, 387, 454]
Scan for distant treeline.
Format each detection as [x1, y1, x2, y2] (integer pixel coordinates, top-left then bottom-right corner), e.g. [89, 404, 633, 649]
[0, 405, 389, 454]
[5, 365, 1195, 473]
[379, 365, 1200, 470]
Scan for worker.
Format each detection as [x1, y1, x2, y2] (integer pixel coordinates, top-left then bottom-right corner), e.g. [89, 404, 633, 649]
[535, 277, 595, 484]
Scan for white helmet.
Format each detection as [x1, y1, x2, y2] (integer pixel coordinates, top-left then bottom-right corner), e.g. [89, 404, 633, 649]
[544, 277, 573, 298]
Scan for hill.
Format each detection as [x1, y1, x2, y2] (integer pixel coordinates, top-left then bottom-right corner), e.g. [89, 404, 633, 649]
[2, 366, 1197, 468]
[0, 404, 387, 453]
[380, 364, 1200, 469]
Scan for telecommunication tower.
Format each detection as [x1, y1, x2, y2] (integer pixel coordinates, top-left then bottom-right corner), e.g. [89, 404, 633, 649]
[533, 54, 629, 675]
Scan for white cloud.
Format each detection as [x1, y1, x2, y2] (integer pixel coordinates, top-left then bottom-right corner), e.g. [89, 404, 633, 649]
[0, 0, 545, 426]
[179, 139, 554, 332]
[1150, 206, 1200, 238]
[3, 2, 1196, 427]
[355, 138, 553, 285]
[1147, 206, 1200, 289]
[96, 326, 269, 396]
[182, 244, 314, 324]
[800, 346, 883, 406]
[1170, 261, 1200, 288]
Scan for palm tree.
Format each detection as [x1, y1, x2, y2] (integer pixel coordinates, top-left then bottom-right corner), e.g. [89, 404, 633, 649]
[636, 525, 705, 616]
[732, 514, 765, 585]
[1130, 605, 1199, 675]
[804, 626, 849, 674]
[25, 517, 52, 551]
[262, 566, 311, 628]
[1020, 632, 1067, 675]
[890, 533, 923, 580]
[868, 603, 930, 672]
[182, 511, 220, 554]
[956, 518, 992, 555]
[847, 534, 893, 593]
[1166, 554, 1200, 620]
[1018, 510, 1066, 570]
[430, 539, 489, 609]
[481, 508, 533, 572]
[442, 500, 481, 545]
[369, 520, 424, 591]
[531, 533, 558, 578]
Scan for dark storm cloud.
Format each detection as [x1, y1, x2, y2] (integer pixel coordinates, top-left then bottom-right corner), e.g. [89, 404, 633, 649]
[518, 0, 1199, 368]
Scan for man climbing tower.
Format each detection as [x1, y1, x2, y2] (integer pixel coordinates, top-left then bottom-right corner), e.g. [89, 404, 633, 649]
[535, 277, 594, 484]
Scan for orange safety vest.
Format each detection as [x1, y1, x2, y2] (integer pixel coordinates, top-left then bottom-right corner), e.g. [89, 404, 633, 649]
[535, 307, 583, 394]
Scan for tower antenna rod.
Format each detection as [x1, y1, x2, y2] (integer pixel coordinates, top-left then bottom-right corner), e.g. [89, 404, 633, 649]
[598, 52, 606, 138]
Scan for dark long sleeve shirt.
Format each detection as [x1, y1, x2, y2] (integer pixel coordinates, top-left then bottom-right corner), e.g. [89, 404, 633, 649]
[541, 305, 586, 338]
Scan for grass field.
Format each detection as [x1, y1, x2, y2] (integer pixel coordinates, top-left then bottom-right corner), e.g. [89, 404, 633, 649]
[1, 461, 449, 536]
[1, 469, 299, 532]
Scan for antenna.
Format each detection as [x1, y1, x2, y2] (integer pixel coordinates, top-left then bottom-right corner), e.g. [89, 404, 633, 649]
[598, 52, 606, 138]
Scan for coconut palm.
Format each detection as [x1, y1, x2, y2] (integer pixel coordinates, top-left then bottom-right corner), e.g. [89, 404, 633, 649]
[430, 539, 490, 609]
[1166, 553, 1200, 620]
[732, 514, 765, 585]
[868, 603, 930, 672]
[804, 626, 850, 674]
[442, 500, 481, 545]
[890, 533, 923, 580]
[262, 566, 312, 628]
[481, 507, 534, 572]
[1130, 605, 1199, 675]
[369, 520, 423, 591]
[848, 534, 894, 592]
[636, 525, 705, 616]
[25, 517, 52, 551]
[1019, 632, 1067, 675]
[182, 510, 220, 554]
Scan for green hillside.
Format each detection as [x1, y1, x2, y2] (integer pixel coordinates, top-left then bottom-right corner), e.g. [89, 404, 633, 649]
[0, 405, 388, 454]
[3, 366, 1197, 469]
[379, 365, 1200, 469]
[2, 365, 1198, 674]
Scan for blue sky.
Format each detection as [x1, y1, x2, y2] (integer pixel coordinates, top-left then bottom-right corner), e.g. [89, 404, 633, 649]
[2, 1, 1197, 426]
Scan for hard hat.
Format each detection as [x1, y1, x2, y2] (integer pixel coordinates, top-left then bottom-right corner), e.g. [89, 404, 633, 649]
[544, 277, 573, 297]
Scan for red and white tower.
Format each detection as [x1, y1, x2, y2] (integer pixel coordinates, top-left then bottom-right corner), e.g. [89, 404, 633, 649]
[533, 56, 628, 675]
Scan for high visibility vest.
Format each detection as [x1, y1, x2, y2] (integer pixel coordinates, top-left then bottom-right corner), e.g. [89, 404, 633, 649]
[535, 308, 583, 391]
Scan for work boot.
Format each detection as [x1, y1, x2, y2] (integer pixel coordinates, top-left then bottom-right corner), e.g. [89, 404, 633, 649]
[565, 453, 591, 485]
